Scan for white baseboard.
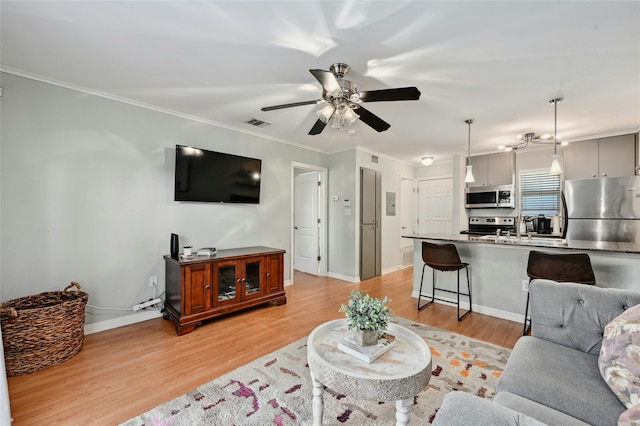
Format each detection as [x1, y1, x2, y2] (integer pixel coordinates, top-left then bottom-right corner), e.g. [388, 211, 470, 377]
[327, 272, 358, 283]
[84, 310, 163, 335]
[410, 290, 524, 323]
[382, 264, 411, 275]
[327, 265, 407, 284]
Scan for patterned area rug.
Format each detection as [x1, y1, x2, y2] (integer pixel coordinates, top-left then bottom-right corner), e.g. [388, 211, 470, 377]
[121, 317, 510, 425]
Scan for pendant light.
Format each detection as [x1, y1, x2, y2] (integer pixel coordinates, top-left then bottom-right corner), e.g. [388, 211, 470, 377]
[549, 98, 563, 175]
[464, 119, 475, 183]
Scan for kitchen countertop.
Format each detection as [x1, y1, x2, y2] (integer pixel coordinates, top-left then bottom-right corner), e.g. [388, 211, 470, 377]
[403, 233, 640, 255]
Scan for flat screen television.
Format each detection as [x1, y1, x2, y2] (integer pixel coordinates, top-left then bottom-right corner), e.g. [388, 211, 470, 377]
[174, 145, 262, 203]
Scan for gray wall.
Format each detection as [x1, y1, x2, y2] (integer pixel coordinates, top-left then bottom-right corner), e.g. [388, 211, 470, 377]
[0, 73, 329, 324]
[327, 149, 357, 280]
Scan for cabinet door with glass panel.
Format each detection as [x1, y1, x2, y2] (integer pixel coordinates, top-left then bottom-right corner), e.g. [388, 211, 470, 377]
[213, 256, 264, 306]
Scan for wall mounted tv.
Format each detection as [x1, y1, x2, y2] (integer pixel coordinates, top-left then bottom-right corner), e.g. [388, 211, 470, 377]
[174, 145, 262, 204]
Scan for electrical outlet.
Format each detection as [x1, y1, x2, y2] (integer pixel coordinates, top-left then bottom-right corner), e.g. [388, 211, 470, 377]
[149, 276, 158, 287]
[522, 279, 529, 292]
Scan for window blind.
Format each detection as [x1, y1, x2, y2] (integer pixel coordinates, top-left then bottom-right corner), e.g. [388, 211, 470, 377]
[519, 169, 561, 215]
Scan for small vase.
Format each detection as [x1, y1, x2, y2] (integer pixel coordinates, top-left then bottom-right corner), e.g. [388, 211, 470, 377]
[354, 329, 379, 347]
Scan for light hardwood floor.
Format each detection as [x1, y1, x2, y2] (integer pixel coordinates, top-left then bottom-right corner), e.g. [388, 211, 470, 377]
[6, 268, 522, 425]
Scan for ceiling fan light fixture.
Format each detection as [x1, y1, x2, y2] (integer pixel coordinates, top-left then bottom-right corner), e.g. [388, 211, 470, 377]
[316, 104, 335, 123]
[343, 105, 358, 125]
[421, 156, 434, 166]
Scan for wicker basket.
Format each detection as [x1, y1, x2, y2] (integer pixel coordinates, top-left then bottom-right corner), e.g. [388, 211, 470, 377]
[0, 282, 88, 376]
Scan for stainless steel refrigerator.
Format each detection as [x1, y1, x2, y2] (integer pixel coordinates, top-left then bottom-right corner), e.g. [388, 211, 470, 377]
[564, 176, 640, 243]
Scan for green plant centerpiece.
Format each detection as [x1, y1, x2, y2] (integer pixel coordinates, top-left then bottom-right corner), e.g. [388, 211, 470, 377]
[339, 290, 392, 347]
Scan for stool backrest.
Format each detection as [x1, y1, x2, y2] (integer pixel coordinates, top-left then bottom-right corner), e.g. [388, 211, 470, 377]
[526, 250, 596, 284]
[422, 242, 465, 271]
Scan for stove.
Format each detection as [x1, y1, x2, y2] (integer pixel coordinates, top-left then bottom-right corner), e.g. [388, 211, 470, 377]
[461, 216, 516, 236]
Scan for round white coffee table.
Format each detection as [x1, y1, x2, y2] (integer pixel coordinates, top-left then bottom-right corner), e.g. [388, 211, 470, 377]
[307, 319, 432, 426]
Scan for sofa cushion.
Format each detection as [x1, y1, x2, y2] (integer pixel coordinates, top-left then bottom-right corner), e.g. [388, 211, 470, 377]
[599, 303, 640, 408]
[433, 391, 546, 426]
[529, 279, 640, 356]
[493, 391, 589, 426]
[496, 336, 625, 426]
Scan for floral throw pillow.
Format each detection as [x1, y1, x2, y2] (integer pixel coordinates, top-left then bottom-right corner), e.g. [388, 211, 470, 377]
[599, 303, 640, 409]
[618, 403, 640, 426]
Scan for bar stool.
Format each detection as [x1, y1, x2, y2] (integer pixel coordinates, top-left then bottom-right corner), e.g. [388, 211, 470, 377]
[523, 250, 596, 335]
[418, 241, 472, 321]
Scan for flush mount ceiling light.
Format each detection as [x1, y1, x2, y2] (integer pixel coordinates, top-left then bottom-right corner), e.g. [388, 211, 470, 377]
[464, 119, 475, 183]
[421, 156, 434, 166]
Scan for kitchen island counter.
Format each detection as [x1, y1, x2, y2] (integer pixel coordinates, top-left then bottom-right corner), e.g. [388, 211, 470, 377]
[404, 233, 640, 255]
[404, 234, 640, 324]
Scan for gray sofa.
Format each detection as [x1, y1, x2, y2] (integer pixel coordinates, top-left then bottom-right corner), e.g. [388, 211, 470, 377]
[433, 279, 640, 426]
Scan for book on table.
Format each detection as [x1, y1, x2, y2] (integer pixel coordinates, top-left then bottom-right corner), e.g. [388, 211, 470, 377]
[337, 332, 396, 363]
[197, 247, 217, 256]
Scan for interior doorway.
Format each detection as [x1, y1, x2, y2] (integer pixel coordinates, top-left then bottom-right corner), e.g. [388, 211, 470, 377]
[360, 167, 382, 281]
[291, 162, 328, 283]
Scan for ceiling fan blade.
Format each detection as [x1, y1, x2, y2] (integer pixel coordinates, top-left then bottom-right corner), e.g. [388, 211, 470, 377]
[354, 106, 391, 132]
[308, 119, 327, 135]
[309, 69, 342, 94]
[261, 99, 321, 111]
[358, 87, 421, 102]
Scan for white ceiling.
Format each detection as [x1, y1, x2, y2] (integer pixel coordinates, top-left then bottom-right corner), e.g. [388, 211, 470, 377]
[2, 1, 639, 165]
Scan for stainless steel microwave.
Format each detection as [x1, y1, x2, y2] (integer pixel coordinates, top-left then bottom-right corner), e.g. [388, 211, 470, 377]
[465, 185, 515, 209]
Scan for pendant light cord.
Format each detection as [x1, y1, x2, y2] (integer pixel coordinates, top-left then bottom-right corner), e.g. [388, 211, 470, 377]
[550, 98, 563, 154]
[465, 119, 474, 165]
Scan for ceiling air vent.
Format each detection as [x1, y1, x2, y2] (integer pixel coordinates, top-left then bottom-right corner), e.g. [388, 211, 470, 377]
[245, 118, 271, 128]
[371, 155, 379, 165]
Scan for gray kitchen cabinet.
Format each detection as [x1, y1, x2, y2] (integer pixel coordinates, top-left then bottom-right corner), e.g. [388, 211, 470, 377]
[564, 134, 636, 180]
[467, 151, 515, 187]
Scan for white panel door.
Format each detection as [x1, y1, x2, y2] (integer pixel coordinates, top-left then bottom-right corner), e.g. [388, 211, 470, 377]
[418, 178, 453, 234]
[400, 177, 416, 249]
[294, 172, 319, 275]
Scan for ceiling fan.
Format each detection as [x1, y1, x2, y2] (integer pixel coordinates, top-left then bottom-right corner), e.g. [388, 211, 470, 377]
[260, 63, 421, 135]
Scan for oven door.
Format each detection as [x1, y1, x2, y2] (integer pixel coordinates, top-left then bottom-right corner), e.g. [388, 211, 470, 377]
[465, 187, 498, 208]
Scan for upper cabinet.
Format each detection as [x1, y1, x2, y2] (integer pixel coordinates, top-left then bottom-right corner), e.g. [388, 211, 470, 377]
[564, 134, 637, 180]
[467, 151, 516, 187]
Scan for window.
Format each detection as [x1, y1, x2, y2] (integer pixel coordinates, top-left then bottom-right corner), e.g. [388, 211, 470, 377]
[519, 168, 561, 215]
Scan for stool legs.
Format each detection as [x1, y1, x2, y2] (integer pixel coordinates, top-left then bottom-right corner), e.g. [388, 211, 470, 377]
[522, 279, 532, 335]
[457, 267, 472, 321]
[417, 264, 434, 310]
[417, 264, 472, 321]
